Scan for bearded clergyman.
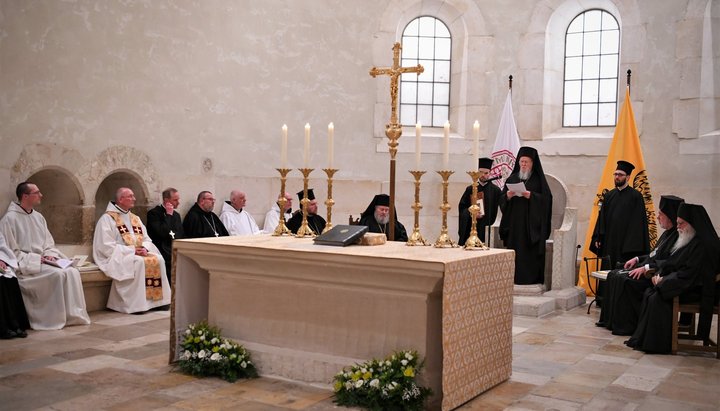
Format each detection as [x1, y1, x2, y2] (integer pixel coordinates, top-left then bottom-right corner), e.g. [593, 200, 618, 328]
[591, 160, 649, 269]
[499, 147, 553, 285]
[359, 194, 408, 242]
[596, 195, 683, 335]
[93, 187, 171, 313]
[625, 203, 720, 354]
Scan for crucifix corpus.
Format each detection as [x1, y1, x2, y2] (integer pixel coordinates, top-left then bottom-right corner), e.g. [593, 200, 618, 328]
[369, 42, 424, 241]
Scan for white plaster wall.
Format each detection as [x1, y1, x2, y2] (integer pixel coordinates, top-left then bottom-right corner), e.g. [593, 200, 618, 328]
[0, 0, 718, 245]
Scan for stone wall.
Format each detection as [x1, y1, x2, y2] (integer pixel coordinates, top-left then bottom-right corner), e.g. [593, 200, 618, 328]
[0, 0, 718, 246]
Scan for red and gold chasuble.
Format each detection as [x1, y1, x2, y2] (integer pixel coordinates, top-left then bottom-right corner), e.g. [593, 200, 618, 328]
[107, 211, 163, 301]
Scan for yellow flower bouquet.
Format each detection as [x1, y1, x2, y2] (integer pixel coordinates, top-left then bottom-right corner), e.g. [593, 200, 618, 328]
[333, 350, 431, 410]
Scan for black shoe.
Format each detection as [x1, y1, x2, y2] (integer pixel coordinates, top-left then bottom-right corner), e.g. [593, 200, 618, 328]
[595, 321, 606, 327]
[15, 329, 27, 338]
[153, 305, 170, 311]
[1, 329, 17, 339]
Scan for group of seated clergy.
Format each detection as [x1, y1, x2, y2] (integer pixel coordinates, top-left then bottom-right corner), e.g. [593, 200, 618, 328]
[0, 181, 410, 338]
[596, 195, 720, 354]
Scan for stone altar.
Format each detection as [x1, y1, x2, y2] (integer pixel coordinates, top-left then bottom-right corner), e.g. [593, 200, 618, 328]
[170, 235, 514, 410]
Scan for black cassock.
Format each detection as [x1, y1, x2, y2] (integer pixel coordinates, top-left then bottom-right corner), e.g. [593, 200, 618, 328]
[458, 182, 501, 245]
[183, 203, 229, 239]
[286, 211, 326, 235]
[146, 205, 185, 282]
[598, 227, 678, 335]
[625, 236, 711, 354]
[359, 215, 408, 242]
[499, 172, 552, 285]
[591, 187, 649, 268]
[0, 277, 30, 337]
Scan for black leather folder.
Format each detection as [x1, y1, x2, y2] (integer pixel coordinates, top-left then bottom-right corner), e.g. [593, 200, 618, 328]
[313, 225, 369, 246]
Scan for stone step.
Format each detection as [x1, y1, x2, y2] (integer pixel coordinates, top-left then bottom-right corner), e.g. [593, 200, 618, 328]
[513, 295, 556, 317]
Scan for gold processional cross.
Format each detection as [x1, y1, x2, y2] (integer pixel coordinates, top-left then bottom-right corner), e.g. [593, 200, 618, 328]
[369, 42, 423, 241]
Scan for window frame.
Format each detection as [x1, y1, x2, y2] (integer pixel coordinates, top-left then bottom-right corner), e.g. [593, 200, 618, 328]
[562, 9, 620, 128]
[399, 15, 452, 128]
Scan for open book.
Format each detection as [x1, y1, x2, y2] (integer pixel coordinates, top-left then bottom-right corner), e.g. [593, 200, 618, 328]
[43, 258, 75, 269]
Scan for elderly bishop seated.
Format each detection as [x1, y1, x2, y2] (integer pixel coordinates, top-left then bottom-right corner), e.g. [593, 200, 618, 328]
[93, 187, 171, 314]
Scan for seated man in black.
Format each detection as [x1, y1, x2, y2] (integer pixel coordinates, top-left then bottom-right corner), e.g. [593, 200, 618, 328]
[359, 194, 408, 242]
[286, 189, 326, 235]
[625, 203, 720, 354]
[597, 195, 683, 335]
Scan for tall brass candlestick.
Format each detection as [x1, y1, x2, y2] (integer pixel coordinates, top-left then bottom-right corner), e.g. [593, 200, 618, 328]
[464, 170, 489, 250]
[322, 168, 338, 234]
[272, 168, 293, 236]
[296, 168, 315, 238]
[434, 170, 457, 248]
[407, 170, 428, 246]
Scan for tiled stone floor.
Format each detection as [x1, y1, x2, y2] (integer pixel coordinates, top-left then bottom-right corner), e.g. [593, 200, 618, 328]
[1, 305, 718, 410]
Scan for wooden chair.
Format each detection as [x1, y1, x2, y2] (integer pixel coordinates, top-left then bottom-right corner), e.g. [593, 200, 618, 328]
[348, 215, 360, 225]
[671, 273, 720, 359]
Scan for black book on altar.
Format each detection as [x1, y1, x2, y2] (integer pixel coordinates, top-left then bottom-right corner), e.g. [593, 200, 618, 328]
[313, 225, 369, 246]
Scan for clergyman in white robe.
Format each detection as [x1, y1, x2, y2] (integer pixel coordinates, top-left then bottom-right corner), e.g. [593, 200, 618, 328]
[220, 201, 263, 236]
[0, 202, 91, 330]
[93, 201, 171, 313]
[263, 202, 293, 233]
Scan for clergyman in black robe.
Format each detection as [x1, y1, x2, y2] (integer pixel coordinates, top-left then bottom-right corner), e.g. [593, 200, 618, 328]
[359, 194, 408, 242]
[183, 191, 229, 239]
[591, 160, 649, 269]
[458, 157, 501, 245]
[0, 231, 30, 339]
[286, 188, 326, 235]
[499, 146, 553, 285]
[625, 203, 720, 354]
[597, 195, 683, 335]
[146, 187, 185, 282]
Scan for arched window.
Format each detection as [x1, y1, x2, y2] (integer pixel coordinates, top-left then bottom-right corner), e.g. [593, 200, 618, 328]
[400, 16, 451, 127]
[563, 9, 620, 127]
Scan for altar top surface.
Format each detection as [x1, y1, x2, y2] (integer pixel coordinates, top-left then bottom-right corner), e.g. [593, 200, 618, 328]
[174, 234, 512, 264]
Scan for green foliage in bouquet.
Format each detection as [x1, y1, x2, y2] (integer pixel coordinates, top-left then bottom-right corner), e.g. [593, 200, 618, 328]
[333, 350, 432, 411]
[177, 320, 258, 382]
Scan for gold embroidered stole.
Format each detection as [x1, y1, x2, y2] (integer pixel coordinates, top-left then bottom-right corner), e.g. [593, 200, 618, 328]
[107, 211, 163, 301]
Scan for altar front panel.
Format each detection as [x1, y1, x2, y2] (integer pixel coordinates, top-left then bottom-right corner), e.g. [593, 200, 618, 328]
[171, 235, 513, 410]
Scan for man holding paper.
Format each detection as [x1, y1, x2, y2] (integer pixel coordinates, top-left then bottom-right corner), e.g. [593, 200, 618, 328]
[499, 147, 553, 285]
[0, 182, 90, 330]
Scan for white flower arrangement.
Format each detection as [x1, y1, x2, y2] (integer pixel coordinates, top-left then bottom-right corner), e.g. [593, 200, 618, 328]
[177, 320, 258, 382]
[332, 349, 431, 410]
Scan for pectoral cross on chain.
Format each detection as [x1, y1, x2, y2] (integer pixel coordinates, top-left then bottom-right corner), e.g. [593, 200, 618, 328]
[369, 42, 424, 129]
[169, 230, 175, 239]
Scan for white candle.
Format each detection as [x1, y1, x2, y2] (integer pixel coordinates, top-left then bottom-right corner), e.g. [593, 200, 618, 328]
[473, 120, 479, 170]
[281, 124, 288, 168]
[328, 122, 334, 168]
[443, 121, 450, 169]
[415, 123, 422, 170]
[304, 123, 310, 168]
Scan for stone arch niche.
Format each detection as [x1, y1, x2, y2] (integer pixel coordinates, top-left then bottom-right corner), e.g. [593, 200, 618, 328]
[94, 170, 151, 225]
[77, 145, 161, 241]
[10, 143, 90, 244]
[26, 167, 85, 245]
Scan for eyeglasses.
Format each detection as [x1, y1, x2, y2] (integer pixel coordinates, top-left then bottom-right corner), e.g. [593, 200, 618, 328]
[28, 191, 41, 195]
